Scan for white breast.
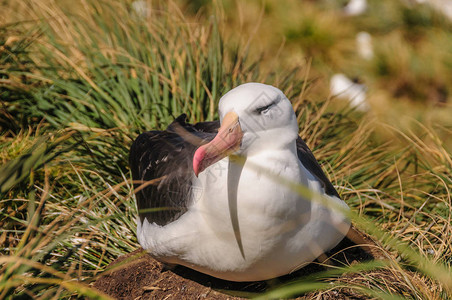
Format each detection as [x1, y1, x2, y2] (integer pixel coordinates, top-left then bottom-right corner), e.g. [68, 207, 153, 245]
[137, 148, 350, 281]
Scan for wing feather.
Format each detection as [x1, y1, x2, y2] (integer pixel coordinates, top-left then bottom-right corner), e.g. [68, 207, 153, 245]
[296, 137, 340, 198]
[129, 114, 219, 226]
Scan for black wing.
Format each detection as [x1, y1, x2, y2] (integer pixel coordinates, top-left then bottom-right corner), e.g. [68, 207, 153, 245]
[296, 137, 340, 198]
[129, 114, 219, 226]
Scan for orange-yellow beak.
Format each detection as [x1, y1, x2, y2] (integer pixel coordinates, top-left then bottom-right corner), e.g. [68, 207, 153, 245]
[193, 111, 243, 176]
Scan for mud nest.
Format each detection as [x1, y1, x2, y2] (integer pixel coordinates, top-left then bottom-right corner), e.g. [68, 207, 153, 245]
[93, 227, 395, 299]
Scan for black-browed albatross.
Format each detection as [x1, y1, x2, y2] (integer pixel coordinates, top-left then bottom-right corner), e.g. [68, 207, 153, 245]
[129, 83, 350, 282]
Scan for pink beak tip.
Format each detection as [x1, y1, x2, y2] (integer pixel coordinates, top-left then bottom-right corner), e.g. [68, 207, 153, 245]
[193, 146, 206, 177]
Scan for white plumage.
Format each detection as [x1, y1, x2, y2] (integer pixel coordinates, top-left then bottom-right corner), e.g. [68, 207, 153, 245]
[356, 31, 374, 60]
[135, 83, 350, 281]
[343, 0, 367, 16]
[330, 74, 369, 112]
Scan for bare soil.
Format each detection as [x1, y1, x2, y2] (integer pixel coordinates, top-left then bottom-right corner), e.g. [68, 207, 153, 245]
[93, 227, 387, 299]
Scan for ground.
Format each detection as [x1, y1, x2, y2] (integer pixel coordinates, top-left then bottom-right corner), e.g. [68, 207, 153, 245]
[93, 227, 395, 299]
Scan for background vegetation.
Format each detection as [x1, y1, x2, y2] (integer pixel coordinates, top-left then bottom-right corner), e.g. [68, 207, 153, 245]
[0, 0, 451, 298]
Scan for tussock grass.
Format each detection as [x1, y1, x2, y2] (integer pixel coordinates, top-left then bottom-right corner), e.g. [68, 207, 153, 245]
[0, 0, 451, 299]
[192, 0, 452, 144]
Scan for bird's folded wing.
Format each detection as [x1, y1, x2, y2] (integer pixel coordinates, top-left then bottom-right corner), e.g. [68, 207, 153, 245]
[129, 114, 219, 226]
[296, 137, 340, 198]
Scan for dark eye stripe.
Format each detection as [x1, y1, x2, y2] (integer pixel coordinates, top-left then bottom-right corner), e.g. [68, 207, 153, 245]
[255, 102, 275, 113]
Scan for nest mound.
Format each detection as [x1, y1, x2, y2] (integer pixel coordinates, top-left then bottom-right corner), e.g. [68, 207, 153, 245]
[93, 227, 388, 299]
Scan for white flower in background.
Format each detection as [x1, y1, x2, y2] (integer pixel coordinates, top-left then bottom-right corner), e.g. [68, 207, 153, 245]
[356, 31, 374, 60]
[343, 0, 367, 16]
[330, 74, 369, 111]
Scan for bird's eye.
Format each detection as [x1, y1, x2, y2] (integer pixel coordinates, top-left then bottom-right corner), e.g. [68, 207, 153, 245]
[255, 103, 274, 114]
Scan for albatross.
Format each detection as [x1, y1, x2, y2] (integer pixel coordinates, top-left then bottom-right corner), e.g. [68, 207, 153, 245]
[130, 83, 350, 282]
